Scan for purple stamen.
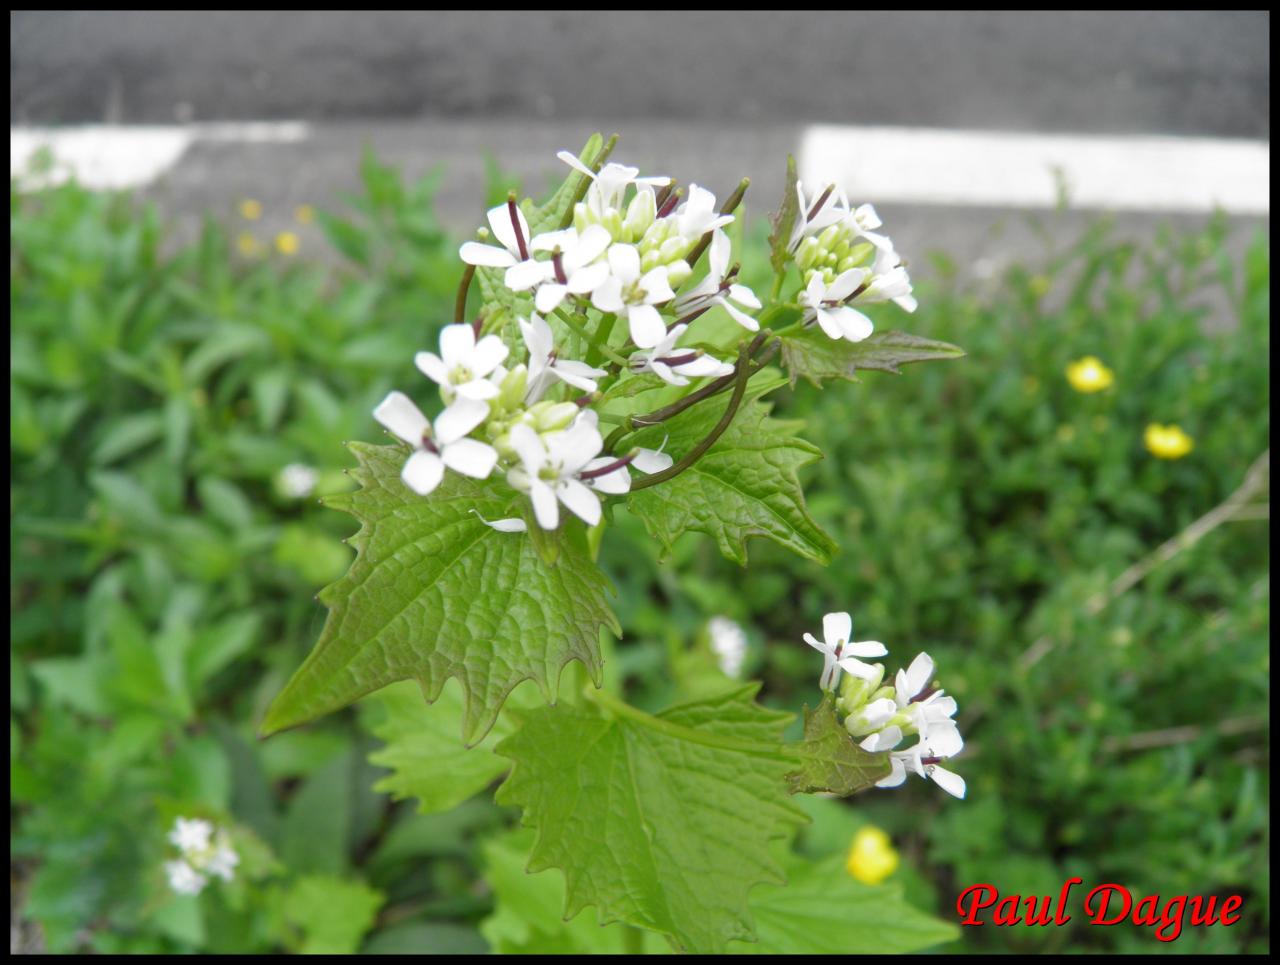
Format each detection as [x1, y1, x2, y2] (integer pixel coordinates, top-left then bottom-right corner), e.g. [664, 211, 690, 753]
[578, 451, 637, 480]
[920, 756, 944, 767]
[806, 184, 835, 223]
[657, 189, 682, 220]
[672, 306, 710, 329]
[421, 434, 440, 454]
[656, 351, 700, 367]
[507, 197, 529, 261]
[552, 250, 568, 285]
[909, 685, 939, 704]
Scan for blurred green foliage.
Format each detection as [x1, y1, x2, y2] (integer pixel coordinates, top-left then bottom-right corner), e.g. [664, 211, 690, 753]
[10, 154, 1269, 953]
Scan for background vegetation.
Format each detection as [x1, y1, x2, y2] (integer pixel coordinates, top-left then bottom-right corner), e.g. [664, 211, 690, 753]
[10, 153, 1270, 953]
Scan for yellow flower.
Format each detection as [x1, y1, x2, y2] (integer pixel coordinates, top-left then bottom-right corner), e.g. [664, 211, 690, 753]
[238, 198, 263, 221]
[236, 232, 262, 257]
[1145, 423, 1194, 460]
[845, 826, 899, 885]
[295, 204, 315, 225]
[1065, 356, 1114, 393]
[274, 231, 300, 256]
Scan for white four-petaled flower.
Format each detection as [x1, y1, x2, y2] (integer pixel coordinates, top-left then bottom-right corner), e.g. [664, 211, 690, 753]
[591, 244, 677, 349]
[799, 269, 876, 343]
[374, 391, 497, 495]
[506, 418, 606, 529]
[673, 229, 761, 332]
[629, 323, 734, 387]
[803, 612, 888, 691]
[415, 324, 509, 401]
[519, 313, 609, 402]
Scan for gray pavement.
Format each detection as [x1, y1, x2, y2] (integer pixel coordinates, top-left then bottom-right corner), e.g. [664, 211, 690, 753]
[11, 11, 1270, 137]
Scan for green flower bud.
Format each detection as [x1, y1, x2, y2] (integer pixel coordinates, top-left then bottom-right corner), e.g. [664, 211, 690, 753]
[658, 236, 689, 265]
[665, 259, 691, 288]
[836, 662, 886, 715]
[623, 189, 656, 241]
[818, 224, 842, 251]
[530, 400, 579, 432]
[796, 236, 822, 272]
[498, 364, 529, 411]
[846, 241, 875, 267]
[602, 209, 624, 242]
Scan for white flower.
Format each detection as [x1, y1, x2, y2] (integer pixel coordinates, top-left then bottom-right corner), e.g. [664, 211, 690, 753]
[799, 268, 875, 342]
[891, 652, 959, 744]
[673, 184, 734, 240]
[876, 734, 966, 799]
[573, 412, 672, 492]
[278, 462, 319, 499]
[205, 833, 240, 882]
[803, 612, 888, 691]
[519, 313, 608, 402]
[708, 616, 748, 678]
[557, 151, 670, 216]
[459, 198, 534, 269]
[414, 324, 509, 402]
[470, 509, 528, 533]
[591, 244, 677, 349]
[506, 418, 605, 529]
[673, 229, 761, 332]
[505, 225, 613, 314]
[629, 324, 734, 387]
[168, 817, 214, 854]
[853, 246, 917, 313]
[374, 391, 498, 496]
[165, 859, 207, 896]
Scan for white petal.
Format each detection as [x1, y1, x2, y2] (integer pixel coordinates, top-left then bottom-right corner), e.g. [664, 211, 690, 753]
[837, 656, 882, 680]
[486, 202, 529, 255]
[552, 359, 608, 392]
[628, 304, 668, 349]
[530, 228, 575, 253]
[650, 360, 686, 386]
[470, 509, 527, 533]
[470, 335, 510, 377]
[904, 652, 934, 698]
[534, 283, 568, 314]
[928, 765, 966, 799]
[876, 757, 907, 788]
[825, 267, 867, 302]
[584, 462, 631, 494]
[639, 268, 676, 304]
[459, 241, 516, 267]
[607, 244, 641, 283]
[567, 261, 610, 294]
[714, 296, 760, 332]
[402, 449, 445, 495]
[441, 438, 498, 478]
[673, 354, 733, 378]
[557, 150, 597, 179]
[373, 391, 429, 445]
[558, 478, 602, 526]
[632, 446, 673, 474]
[438, 324, 476, 368]
[571, 225, 613, 268]
[815, 307, 845, 341]
[519, 314, 552, 358]
[414, 351, 449, 386]
[505, 258, 553, 291]
[707, 229, 731, 278]
[847, 639, 888, 659]
[860, 725, 904, 753]
[591, 277, 625, 313]
[927, 724, 964, 758]
[803, 632, 832, 655]
[529, 480, 559, 529]
[836, 306, 875, 343]
[823, 612, 852, 647]
[508, 423, 547, 473]
[453, 378, 500, 401]
[548, 420, 603, 473]
[434, 397, 489, 443]
[727, 284, 762, 310]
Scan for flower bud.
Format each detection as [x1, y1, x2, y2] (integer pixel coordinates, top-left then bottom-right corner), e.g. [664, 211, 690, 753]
[498, 364, 529, 410]
[623, 188, 656, 241]
[665, 259, 692, 288]
[836, 662, 886, 716]
[658, 236, 689, 265]
[530, 401, 579, 432]
[795, 236, 822, 272]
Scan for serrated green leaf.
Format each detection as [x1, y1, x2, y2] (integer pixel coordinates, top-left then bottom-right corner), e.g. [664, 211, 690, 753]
[731, 852, 959, 953]
[494, 685, 806, 953]
[626, 395, 837, 566]
[481, 828, 664, 954]
[768, 155, 800, 275]
[779, 328, 966, 387]
[362, 679, 520, 815]
[786, 695, 891, 795]
[261, 442, 618, 744]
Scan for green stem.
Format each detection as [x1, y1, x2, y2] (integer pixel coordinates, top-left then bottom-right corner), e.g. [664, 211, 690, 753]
[628, 340, 754, 491]
[770, 271, 785, 302]
[454, 263, 476, 324]
[585, 312, 618, 368]
[553, 309, 629, 367]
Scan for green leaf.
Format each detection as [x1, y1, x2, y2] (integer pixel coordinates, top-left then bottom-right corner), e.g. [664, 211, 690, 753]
[785, 695, 891, 796]
[283, 875, 384, 954]
[362, 679, 524, 815]
[527, 132, 607, 235]
[481, 828, 666, 954]
[495, 685, 806, 953]
[261, 442, 618, 744]
[626, 395, 837, 566]
[731, 852, 959, 953]
[779, 328, 966, 387]
[279, 749, 355, 875]
[767, 154, 800, 275]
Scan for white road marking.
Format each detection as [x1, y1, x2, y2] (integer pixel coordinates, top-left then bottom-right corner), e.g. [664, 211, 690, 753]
[799, 125, 1270, 214]
[10, 122, 312, 189]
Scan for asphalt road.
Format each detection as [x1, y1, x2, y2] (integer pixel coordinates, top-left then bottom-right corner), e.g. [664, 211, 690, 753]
[10, 11, 1271, 137]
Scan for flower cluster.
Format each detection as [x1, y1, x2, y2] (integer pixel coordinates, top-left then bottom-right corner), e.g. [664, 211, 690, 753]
[788, 182, 916, 343]
[374, 147, 771, 529]
[803, 611, 965, 798]
[164, 817, 238, 896]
